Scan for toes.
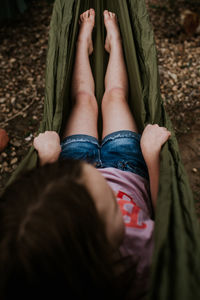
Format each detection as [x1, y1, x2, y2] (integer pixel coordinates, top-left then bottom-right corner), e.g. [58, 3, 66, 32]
[80, 10, 88, 21]
[89, 8, 95, 16]
[104, 10, 109, 18]
[83, 11, 89, 18]
[104, 10, 117, 20]
[80, 9, 95, 22]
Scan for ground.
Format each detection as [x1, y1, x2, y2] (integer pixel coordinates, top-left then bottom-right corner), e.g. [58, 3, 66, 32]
[147, 0, 200, 205]
[0, 1, 199, 207]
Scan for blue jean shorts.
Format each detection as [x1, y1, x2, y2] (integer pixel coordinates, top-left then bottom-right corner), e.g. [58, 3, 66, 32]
[59, 130, 149, 180]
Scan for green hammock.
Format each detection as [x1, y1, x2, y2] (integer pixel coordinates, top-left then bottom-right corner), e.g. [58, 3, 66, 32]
[4, 0, 200, 299]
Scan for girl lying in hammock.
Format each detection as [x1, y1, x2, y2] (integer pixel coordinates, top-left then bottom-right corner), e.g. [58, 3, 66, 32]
[0, 9, 171, 300]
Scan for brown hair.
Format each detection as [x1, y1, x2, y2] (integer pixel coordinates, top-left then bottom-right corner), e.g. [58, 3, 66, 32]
[0, 159, 136, 299]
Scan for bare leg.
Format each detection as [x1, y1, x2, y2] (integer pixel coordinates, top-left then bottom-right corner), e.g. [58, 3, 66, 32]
[62, 8, 98, 140]
[101, 10, 138, 140]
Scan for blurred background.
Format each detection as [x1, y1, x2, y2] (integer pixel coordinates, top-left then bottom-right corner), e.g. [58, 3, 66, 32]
[0, 0, 199, 212]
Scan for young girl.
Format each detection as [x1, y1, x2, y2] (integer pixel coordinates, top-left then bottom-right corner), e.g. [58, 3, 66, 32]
[0, 9, 171, 300]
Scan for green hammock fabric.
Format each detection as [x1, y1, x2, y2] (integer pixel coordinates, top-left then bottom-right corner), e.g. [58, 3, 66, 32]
[4, 0, 200, 299]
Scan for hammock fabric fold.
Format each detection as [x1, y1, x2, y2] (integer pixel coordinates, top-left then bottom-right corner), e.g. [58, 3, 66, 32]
[5, 0, 200, 299]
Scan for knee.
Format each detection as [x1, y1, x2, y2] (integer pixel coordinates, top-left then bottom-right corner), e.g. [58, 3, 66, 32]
[102, 87, 127, 107]
[74, 91, 98, 113]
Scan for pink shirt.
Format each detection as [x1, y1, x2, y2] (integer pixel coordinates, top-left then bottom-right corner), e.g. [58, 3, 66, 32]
[98, 167, 154, 299]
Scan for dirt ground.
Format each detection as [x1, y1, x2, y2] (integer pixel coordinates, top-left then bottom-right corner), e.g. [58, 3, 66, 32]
[147, 0, 200, 205]
[0, 0, 199, 206]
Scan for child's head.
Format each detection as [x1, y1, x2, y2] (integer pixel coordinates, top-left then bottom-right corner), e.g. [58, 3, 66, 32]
[81, 162, 125, 248]
[0, 159, 132, 299]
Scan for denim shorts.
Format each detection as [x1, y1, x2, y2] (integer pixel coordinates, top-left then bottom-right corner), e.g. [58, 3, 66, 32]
[59, 130, 149, 180]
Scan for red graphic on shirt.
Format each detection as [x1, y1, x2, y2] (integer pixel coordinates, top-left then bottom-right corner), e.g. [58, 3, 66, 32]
[117, 191, 147, 229]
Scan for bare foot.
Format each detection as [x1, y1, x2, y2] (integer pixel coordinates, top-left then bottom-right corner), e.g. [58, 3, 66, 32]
[104, 10, 122, 53]
[77, 8, 95, 55]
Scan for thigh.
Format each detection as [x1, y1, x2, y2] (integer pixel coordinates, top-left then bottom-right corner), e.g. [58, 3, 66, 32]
[101, 88, 138, 140]
[61, 92, 99, 141]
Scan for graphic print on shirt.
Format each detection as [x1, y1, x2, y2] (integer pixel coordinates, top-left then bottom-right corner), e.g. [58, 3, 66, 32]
[117, 190, 147, 229]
